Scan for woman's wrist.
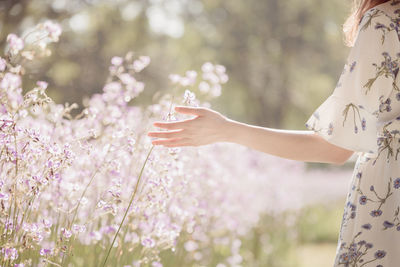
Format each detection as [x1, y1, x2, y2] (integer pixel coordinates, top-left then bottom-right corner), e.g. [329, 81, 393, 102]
[219, 118, 242, 143]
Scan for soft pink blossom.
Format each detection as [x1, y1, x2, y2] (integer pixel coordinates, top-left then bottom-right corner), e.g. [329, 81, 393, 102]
[7, 34, 24, 54]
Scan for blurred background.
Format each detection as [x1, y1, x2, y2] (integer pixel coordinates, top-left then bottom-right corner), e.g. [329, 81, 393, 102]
[1, 0, 356, 266]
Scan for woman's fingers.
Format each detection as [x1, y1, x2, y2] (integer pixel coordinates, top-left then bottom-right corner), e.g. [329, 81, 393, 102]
[153, 119, 194, 130]
[147, 129, 185, 138]
[151, 137, 191, 146]
[152, 121, 186, 130]
[149, 106, 211, 147]
[174, 106, 207, 116]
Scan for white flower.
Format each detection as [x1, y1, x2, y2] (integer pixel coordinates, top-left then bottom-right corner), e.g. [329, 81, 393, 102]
[199, 81, 210, 93]
[132, 56, 150, 72]
[169, 74, 181, 84]
[183, 89, 196, 104]
[111, 56, 123, 66]
[201, 62, 214, 73]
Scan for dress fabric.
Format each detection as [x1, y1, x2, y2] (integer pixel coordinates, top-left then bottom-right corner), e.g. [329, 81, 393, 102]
[305, 1, 400, 266]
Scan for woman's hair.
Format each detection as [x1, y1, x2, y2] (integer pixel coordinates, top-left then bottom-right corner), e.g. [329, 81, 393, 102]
[343, 0, 390, 47]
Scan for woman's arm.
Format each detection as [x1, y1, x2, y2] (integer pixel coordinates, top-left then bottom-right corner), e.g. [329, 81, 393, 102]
[147, 106, 355, 165]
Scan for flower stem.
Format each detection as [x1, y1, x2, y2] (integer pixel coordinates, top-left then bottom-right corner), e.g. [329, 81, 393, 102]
[101, 145, 154, 267]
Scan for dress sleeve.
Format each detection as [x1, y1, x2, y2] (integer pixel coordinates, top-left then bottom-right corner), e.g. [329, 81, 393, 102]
[305, 8, 400, 154]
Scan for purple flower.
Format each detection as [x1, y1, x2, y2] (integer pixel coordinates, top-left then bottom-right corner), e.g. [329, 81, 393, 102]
[366, 243, 373, 249]
[102, 225, 116, 235]
[394, 178, 400, 189]
[375, 23, 386, 29]
[370, 209, 382, 217]
[356, 172, 362, 179]
[374, 250, 386, 259]
[358, 240, 367, 246]
[72, 224, 86, 234]
[350, 203, 356, 211]
[350, 61, 357, 72]
[359, 196, 367, 205]
[361, 118, 366, 130]
[61, 228, 72, 239]
[1, 247, 18, 260]
[383, 221, 394, 228]
[39, 248, 52, 256]
[328, 123, 333, 135]
[339, 252, 350, 264]
[370, 185, 375, 191]
[0, 193, 9, 201]
[42, 219, 52, 228]
[362, 223, 372, 230]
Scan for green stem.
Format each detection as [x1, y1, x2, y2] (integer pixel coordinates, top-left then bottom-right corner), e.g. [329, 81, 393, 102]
[101, 145, 154, 267]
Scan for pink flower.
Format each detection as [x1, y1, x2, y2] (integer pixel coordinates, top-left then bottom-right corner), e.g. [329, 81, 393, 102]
[72, 224, 86, 234]
[0, 57, 6, 72]
[61, 228, 72, 239]
[1, 73, 21, 90]
[7, 34, 24, 54]
[132, 56, 150, 72]
[43, 21, 62, 41]
[141, 237, 156, 248]
[36, 81, 48, 90]
[42, 219, 52, 228]
[119, 73, 135, 85]
[0, 193, 9, 201]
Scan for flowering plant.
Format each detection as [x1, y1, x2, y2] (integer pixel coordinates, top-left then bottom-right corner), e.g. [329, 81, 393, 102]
[0, 21, 305, 267]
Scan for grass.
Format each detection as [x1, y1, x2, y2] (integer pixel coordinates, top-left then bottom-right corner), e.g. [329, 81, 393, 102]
[294, 199, 345, 267]
[296, 243, 337, 267]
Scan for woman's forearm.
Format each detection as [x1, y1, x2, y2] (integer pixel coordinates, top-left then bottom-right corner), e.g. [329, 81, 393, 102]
[222, 119, 354, 165]
[149, 106, 354, 165]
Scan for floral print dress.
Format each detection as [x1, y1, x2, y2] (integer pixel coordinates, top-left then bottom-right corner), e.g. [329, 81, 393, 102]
[305, 1, 400, 266]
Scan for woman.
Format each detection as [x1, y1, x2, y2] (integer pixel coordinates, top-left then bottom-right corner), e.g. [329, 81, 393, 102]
[148, 0, 400, 265]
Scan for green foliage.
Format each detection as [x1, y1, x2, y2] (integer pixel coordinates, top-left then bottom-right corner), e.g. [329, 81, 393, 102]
[1, 0, 351, 128]
[296, 201, 344, 244]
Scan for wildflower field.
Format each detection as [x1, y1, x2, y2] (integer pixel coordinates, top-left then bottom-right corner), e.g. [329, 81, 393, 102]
[0, 20, 351, 267]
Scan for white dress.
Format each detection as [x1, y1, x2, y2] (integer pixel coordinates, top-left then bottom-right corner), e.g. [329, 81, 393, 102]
[305, 1, 400, 266]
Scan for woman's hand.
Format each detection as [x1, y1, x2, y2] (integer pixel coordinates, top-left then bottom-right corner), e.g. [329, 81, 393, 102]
[147, 106, 229, 147]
